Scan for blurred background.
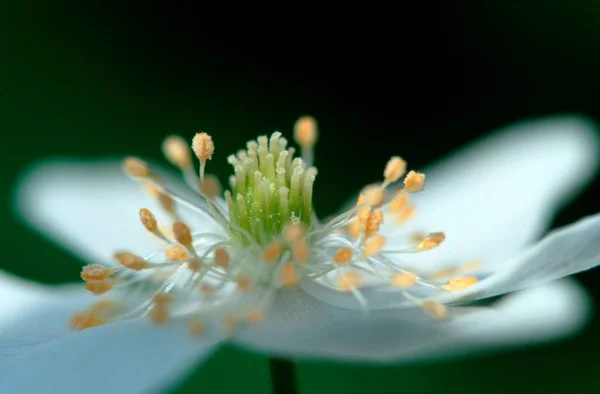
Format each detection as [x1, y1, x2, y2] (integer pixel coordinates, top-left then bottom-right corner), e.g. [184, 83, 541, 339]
[2, 1, 600, 393]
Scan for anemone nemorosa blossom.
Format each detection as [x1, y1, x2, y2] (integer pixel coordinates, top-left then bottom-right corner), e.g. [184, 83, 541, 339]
[2, 115, 600, 394]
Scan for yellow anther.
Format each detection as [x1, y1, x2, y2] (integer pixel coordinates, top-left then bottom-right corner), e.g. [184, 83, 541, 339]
[292, 239, 309, 264]
[81, 264, 111, 281]
[245, 308, 264, 324]
[383, 156, 407, 185]
[357, 205, 371, 226]
[139, 208, 158, 232]
[192, 132, 215, 166]
[428, 267, 456, 280]
[416, 232, 445, 251]
[188, 258, 203, 272]
[165, 245, 190, 261]
[152, 292, 175, 305]
[293, 115, 318, 149]
[85, 280, 113, 295]
[347, 220, 361, 238]
[396, 205, 416, 224]
[284, 223, 304, 242]
[404, 170, 425, 193]
[189, 318, 205, 337]
[280, 262, 299, 288]
[390, 193, 409, 213]
[89, 300, 116, 314]
[236, 275, 252, 292]
[148, 305, 170, 325]
[363, 235, 386, 257]
[263, 241, 283, 263]
[444, 276, 478, 292]
[114, 251, 148, 270]
[70, 311, 106, 331]
[214, 248, 230, 269]
[459, 260, 482, 273]
[162, 135, 192, 169]
[123, 156, 149, 178]
[421, 300, 448, 319]
[392, 272, 417, 288]
[333, 248, 353, 264]
[199, 174, 222, 198]
[365, 210, 384, 237]
[337, 272, 361, 292]
[157, 191, 176, 215]
[359, 184, 385, 207]
[172, 221, 193, 247]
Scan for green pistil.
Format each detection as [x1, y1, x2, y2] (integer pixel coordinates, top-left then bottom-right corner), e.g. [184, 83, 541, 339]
[224, 132, 317, 245]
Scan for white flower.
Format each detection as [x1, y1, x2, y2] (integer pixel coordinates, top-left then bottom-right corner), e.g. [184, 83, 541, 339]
[2, 115, 600, 394]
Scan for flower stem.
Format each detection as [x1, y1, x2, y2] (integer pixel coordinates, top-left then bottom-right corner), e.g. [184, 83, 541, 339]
[269, 356, 298, 394]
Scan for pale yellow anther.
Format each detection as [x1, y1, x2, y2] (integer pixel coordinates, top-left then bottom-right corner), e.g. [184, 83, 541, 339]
[189, 318, 205, 337]
[390, 193, 409, 213]
[245, 308, 264, 324]
[347, 220, 361, 238]
[444, 276, 478, 292]
[392, 272, 417, 289]
[70, 311, 107, 331]
[359, 184, 385, 207]
[123, 156, 150, 178]
[280, 262, 299, 288]
[139, 208, 157, 232]
[333, 248, 353, 264]
[383, 156, 407, 185]
[416, 232, 445, 251]
[165, 245, 190, 261]
[284, 223, 304, 242]
[173, 221, 193, 247]
[293, 115, 318, 149]
[214, 248, 230, 269]
[188, 258, 203, 272]
[85, 280, 113, 295]
[292, 239, 309, 264]
[163, 135, 192, 169]
[199, 174, 222, 198]
[363, 235, 386, 257]
[263, 241, 283, 263]
[90, 300, 117, 314]
[192, 132, 215, 165]
[337, 272, 361, 292]
[152, 292, 175, 304]
[157, 191, 176, 215]
[421, 301, 448, 319]
[404, 170, 425, 193]
[81, 264, 111, 281]
[365, 210, 384, 237]
[148, 305, 170, 325]
[114, 251, 148, 270]
[357, 205, 372, 226]
[236, 275, 252, 292]
[396, 205, 416, 224]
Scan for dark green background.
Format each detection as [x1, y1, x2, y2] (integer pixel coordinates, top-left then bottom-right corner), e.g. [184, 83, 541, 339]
[2, 2, 600, 393]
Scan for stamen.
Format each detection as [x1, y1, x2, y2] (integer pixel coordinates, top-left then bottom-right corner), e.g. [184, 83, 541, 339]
[337, 272, 361, 292]
[444, 276, 478, 291]
[263, 241, 283, 263]
[280, 262, 299, 287]
[363, 235, 386, 257]
[85, 280, 113, 295]
[214, 248, 230, 269]
[114, 251, 149, 270]
[162, 135, 192, 170]
[199, 174, 222, 199]
[415, 232, 445, 251]
[293, 115, 318, 166]
[81, 264, 111, 281]
[70, 311, 106, 331]
[192, 132, 215, 182]
[365, 210, 384, 238]
[383, 156, 407, 187]
[421, 301, 448, 319]
[359, 184, 385, 207]
[403, 170, 425, 193]
[391, 272, 417, 288]
[165, 245, 191, 261]
[292, 239, 309, 264]
[123, 157, 150, 179]
[333, 248, 353, 264]
[172, 221, 193, 248]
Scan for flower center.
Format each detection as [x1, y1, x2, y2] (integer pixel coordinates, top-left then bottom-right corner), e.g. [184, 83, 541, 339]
[224, 132, 317, 245]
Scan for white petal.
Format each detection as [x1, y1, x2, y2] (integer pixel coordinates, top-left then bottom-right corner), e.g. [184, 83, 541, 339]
[433, 212, 600, 304]
[235, 278, 590, 362]
[0, 270, 93, 348]
[383, 115, 599, 269]
[0, 318, 219, 394]
[13, 158, 223, 265]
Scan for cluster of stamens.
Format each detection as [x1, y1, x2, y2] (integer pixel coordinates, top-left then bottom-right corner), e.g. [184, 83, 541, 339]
[70, 116, 481, 336]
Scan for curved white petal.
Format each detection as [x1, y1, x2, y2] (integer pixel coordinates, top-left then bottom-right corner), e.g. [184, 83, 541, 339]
[0, 271, 220, 394]
[235, 278, 590, 363]
[382, 115, 599, 270]
[0, 270, 93, 347]
[13, 158, 224, 265]
[433, 212, 600, 304]
[0, 319, 219, 394]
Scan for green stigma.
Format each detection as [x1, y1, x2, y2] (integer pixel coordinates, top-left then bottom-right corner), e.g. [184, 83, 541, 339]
[224, 131, 317, 245]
